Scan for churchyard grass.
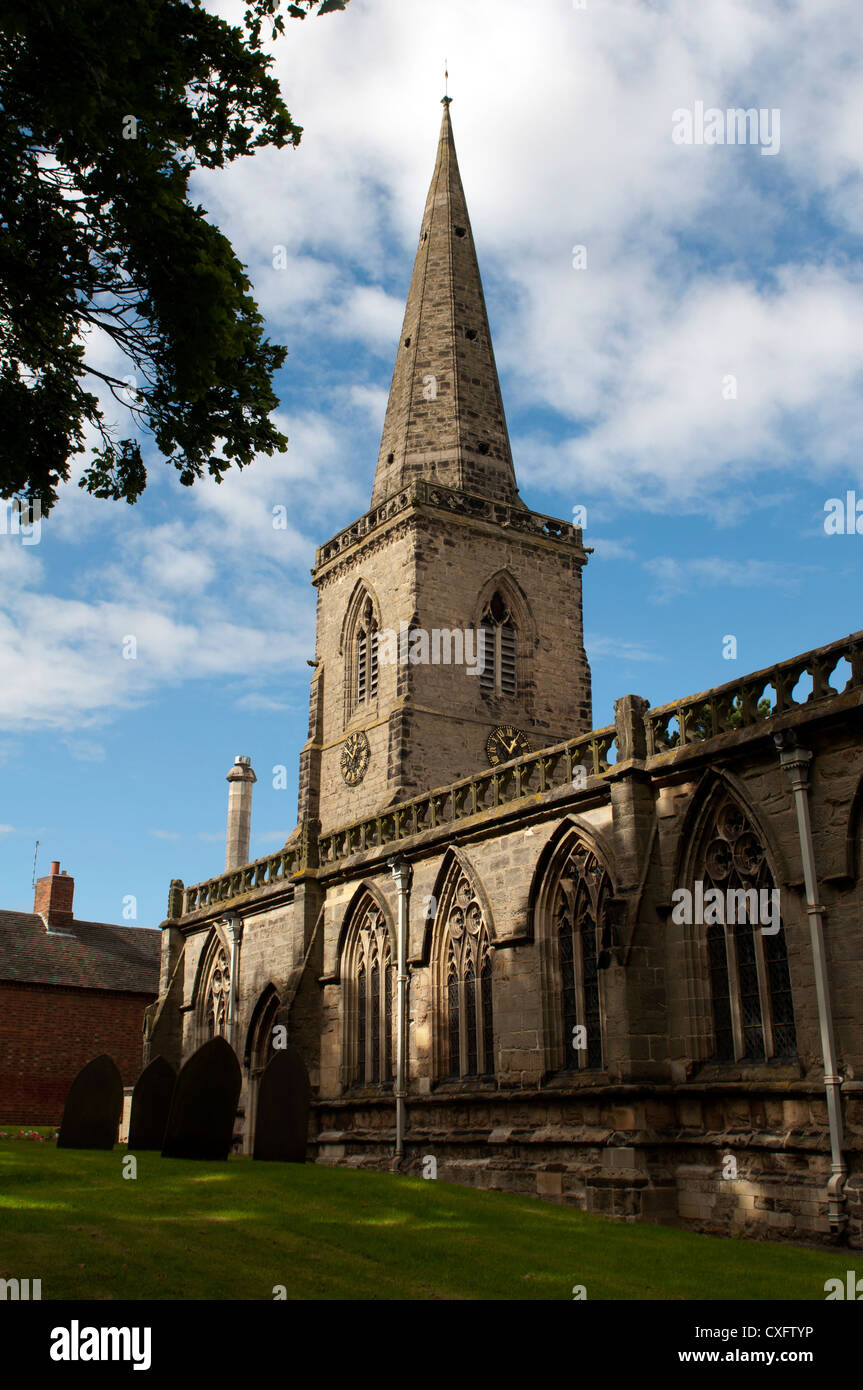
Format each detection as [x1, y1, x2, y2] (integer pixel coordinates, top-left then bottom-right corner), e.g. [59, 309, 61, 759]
[1, 1139, 860, 1301]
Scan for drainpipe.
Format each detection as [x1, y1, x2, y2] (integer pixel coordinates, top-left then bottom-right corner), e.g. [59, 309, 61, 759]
[775, 731, 847, 1235]
[226, 915, 244, 1051]
[388, 856, 412, 1162]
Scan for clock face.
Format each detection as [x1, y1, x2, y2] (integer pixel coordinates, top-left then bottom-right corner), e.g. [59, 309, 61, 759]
[340, 731, 370, 786]
[486, 725, 531, 767]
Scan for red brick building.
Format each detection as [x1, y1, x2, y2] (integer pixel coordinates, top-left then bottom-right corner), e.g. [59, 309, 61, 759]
[0, 862, 160, 1125]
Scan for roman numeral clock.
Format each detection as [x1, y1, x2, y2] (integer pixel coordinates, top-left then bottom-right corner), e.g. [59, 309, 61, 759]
[486, 725, 531, 767]
[340, 731, 370, 786]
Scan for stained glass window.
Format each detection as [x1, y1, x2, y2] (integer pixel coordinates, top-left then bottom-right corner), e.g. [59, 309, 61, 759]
[348, 899, 394, 1086]
[440, 873, 494, 1079]
[696, 797, 797, 1062]
[553, 848, 609, 1071]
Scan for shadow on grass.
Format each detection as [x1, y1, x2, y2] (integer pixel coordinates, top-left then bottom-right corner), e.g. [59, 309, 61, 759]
[1, 1142, 861, 1301]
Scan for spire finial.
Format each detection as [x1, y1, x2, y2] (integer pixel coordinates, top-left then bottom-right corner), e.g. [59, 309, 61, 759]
[442, 60, 451, 106]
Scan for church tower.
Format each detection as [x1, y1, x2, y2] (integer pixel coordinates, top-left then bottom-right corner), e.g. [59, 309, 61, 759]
[299, 99, 592, 835]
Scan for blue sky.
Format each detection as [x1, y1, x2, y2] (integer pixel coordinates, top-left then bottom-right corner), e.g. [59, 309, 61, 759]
[2, 0, 862, 928]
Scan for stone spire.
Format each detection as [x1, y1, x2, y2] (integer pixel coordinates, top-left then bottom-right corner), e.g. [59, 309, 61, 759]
[370, 99, 523, 508]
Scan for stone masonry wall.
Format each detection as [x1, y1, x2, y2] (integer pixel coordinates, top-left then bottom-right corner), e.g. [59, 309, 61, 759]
[309, 503, 590, 833]
[158, 648, 863, 1243]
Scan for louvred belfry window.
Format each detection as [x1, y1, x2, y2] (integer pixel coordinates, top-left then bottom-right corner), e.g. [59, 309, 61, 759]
[440, 874, 495, 1079]
[696, 797, 796, 1062]
[553, 845, 608, 1071]
[479, 591, 517, 697]
[355, 597, 379, 706]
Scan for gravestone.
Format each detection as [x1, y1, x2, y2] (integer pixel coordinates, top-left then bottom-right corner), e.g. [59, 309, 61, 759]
[128, 1056, 176, 1151]
[162, 1037, 241, 1160]
[57, 1054, 123, 1150]
[253, 1045, 311, 1162]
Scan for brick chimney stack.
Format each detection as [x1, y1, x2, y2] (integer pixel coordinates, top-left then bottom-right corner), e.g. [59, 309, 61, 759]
[34, 861, 75, 931]
[225, 756, 256, 871]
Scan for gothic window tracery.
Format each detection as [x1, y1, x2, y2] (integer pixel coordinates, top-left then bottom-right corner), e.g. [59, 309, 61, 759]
[479, 591, 517, 698]
[553, 844, 608, 1071]
[696, 797, 796, 1062]
[347, 898, 393, 1086]
[440, 874, 494, 1078]
[202, 944, 230, 1041]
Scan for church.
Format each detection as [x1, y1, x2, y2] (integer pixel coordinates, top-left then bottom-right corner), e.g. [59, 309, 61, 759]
[146, 98, 863, 1246]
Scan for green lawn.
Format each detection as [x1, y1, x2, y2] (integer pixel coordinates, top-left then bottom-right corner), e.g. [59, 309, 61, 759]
[0, 1139, 860, 1300]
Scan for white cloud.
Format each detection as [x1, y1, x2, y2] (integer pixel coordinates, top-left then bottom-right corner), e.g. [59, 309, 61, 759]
[589, 537, 639, 562]
[61, 738, 106, 763]
[235, 693, 293, 713]
[4, 0, 862, 732]
[348, 384, 389, 430]
[197, 0, 863, 516]
[252, 830, 293, 846]
[585, 635, 656, 663]
[332, 284, 404, 349]
[644, 554, 815, 603]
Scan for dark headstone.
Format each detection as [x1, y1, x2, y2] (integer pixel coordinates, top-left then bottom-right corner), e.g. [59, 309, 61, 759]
[128, 1056, 176, 1151]
[162, 1037, 241, 1161]
[253, 1045, 311, 1163]
[57, 1054, 123, 1150]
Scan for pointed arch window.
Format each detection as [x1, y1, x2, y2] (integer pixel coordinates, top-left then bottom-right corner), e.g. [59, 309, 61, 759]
[553, 845, 608, 1071]
[202, 944, 230, 1042]
[439, 874, 495, 1079]
[355, 596, 379, 707]
[479, 591, 517, 698]
[248, 985, 281, 1073]
[696, 797, 796, 1062]
[347, 899, 394, 1087]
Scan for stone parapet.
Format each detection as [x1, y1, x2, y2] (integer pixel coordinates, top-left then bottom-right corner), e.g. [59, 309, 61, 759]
[313, 478, 586, 576]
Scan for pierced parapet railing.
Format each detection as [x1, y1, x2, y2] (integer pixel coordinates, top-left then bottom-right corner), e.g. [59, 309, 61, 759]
[182, 845, 301, 915]
[314, 479, 584, 569]
[645, 631, 863, 756]
[315, 487, 414, 568]
[318, 724, 616, 866]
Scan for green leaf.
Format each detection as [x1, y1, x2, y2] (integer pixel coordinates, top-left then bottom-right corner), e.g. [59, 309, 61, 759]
[0, 0, 347, 514]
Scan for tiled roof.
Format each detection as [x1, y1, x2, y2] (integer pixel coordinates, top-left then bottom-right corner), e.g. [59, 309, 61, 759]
[0, 911, 160, 994]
